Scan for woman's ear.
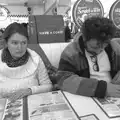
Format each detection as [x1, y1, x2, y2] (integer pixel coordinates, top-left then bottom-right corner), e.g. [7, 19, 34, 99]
[3, 39, 8, 48]
[0, 39, 6, 49]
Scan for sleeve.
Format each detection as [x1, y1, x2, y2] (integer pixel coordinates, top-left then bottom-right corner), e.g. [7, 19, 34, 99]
[30, 57, 52, 94]
[58, 51, 107, 98]
[112, 70, 120, 84]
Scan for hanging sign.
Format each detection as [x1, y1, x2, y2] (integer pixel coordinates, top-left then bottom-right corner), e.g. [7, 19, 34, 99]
[72, 0, 104, 28]
[0, 6, 9, 21]
[109, 0, 120, 29]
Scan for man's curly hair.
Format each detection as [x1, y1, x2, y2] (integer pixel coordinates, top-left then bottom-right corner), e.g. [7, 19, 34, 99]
[81, 16, 116, 43]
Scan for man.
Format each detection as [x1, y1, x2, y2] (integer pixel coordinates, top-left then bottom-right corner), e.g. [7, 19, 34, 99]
[58, 16, 120, 98]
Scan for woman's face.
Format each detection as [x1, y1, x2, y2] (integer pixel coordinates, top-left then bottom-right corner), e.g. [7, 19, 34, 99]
[6, 33, 28, 59]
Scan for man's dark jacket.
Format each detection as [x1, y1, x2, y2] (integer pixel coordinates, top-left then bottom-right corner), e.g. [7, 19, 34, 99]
[58, 36, 120, 98]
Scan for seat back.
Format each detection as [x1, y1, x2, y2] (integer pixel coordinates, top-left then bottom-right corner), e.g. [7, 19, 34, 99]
[28, 42, 69, 68]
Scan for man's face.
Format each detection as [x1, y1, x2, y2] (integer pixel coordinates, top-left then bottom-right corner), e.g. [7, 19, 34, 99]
[85, 38, 109, 55]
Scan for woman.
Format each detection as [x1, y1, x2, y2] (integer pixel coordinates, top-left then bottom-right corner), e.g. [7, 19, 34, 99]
[0, 22, 52, 101]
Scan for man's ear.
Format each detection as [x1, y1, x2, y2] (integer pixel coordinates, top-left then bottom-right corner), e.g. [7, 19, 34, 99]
[82, 35, 86, 42]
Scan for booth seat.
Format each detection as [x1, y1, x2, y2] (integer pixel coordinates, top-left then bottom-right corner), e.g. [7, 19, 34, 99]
[28, 42, 70, 68]
[27, 38, 120, 69]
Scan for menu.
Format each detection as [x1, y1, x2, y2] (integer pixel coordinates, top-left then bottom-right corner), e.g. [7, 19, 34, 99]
[0, 91, 81, 120]
[80, 114, 99, 120]
[1, 99, 23, 120]
[0, 99, 7, 120]
[27, 90, 80, 120]
[93, 97, 120, 118]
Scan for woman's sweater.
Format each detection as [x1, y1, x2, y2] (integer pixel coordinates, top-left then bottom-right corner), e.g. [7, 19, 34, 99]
[0, 48, 51, 98]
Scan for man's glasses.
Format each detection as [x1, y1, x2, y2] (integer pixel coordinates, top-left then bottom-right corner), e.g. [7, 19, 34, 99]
[90, 56, 99, 71]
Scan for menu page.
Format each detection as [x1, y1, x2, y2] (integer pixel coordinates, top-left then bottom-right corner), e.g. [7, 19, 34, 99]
[80, 114, 99, 120]
[93, 97, 120, 118]
[27, 90, 80, 120]
[0, 99, 6, 120]
[1, 99, 23, 120]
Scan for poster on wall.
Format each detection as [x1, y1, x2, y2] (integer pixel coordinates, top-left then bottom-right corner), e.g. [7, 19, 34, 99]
[29, 15, 65, 43]
[72, 0, 104, 28]
[109, 0, 120, 29]
[0, 6, 9, 21]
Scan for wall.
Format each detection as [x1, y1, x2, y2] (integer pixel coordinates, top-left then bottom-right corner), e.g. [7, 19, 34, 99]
[0, 4, 46, 28]
[45, 0, 56, 12]
[31, 5, 45, 15]
[71, 0, 116, 18]
[7, 6, 27, 15]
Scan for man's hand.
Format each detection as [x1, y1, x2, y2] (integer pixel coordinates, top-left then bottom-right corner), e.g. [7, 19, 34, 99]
[106, 83, 120, 97]
[4, 88, 32, 102]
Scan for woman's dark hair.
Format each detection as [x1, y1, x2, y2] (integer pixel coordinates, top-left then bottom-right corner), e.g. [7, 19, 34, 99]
[3, 22, 28, 42]
[81, 16, 116, 43]
[0, 29, 4, 34]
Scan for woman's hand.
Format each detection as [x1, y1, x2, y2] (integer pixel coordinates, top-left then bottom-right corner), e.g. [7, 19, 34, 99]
[6, 88, 32, 102]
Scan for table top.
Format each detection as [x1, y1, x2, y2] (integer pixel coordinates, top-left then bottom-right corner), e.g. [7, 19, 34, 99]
[0, 91, 120, 120]
[63, 91, 120, 120]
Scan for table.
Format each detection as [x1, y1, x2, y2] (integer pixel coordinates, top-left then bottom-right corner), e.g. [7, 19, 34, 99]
[0, 91, 120, 120]
[64, 91, 120, 120]
[0, 99, 6, 120]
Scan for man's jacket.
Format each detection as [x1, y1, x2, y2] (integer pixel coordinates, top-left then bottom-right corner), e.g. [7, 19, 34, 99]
[58, 36, 120, 98]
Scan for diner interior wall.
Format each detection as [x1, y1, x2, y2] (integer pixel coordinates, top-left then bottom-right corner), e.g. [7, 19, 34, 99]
[31, 5, 45, 15]
[0, 6, 28, 28]
[43, 0, 57, 15]
[45, 0, 56, 11]
[7, 6, 28, 15]
[57, 0, 71, 15]
[0, 5, 45, 29]
[57, 6, 69, 15]
[71, 0, 116, 19]
[58, 0, 71, 6]
[6, 5, 45, 15]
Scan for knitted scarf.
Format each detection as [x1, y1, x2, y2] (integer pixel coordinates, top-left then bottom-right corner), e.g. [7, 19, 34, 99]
[2, 48, 29, 67]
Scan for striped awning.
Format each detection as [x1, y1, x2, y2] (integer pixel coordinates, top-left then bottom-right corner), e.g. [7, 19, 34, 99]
[8, 14, 28, 17]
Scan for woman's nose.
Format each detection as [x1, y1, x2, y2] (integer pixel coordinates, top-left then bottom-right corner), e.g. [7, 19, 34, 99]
[17, 44, 22, 50]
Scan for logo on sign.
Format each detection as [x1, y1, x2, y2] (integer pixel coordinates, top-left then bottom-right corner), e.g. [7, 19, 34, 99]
[109, 0, 120, 29]
[0, 6, 9, 21]
[72, 0, 104, 28]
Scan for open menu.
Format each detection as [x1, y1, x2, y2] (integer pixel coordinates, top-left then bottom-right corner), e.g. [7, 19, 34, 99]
[27, 90, 80, 120]
[1, 99, 23, 120]
[0, 99, 7, 120]
[80, 114, 99, 120]
[93, 97, 120, 118]
[0, 91, 80, 120]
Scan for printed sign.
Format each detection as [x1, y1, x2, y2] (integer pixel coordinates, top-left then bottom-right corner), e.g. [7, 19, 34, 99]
[0, 6, 9, 21]
[72, 0, 104, 28]
[109, 0, 120, 29]
[29, 15, 65, 43]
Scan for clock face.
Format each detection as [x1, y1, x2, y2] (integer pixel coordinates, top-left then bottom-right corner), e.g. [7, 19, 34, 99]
[72, 0, 104, 28]
[0, 6, 8, 21]
[109, 0, 120, 29]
